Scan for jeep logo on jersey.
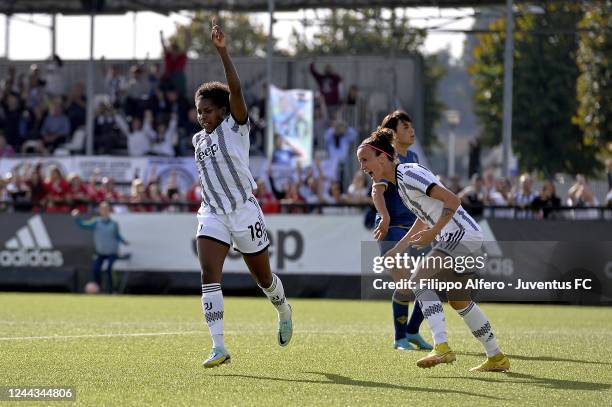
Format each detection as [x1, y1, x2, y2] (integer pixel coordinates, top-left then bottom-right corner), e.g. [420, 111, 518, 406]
[0, 215, 64, 267]
[197, 144, 219, 160]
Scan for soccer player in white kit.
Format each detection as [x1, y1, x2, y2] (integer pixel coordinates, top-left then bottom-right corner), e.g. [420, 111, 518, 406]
[194, 18, 292, 368]
[357, 128, 510, 372]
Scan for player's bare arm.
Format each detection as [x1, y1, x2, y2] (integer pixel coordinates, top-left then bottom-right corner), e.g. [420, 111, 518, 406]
[211, 17, 248, 124]
[372, 182, 390, 241]
[410, 185, 460, 249]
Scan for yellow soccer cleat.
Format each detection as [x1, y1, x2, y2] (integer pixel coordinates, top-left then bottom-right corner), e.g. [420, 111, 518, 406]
[469, 352, 510, 372]
[416, 342, 456, 369]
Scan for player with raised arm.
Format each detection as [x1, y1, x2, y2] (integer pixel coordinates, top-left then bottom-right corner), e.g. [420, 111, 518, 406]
[193, 18, 292, 368]
[357, 128, 510, 372]
[372, 111, 431, 351]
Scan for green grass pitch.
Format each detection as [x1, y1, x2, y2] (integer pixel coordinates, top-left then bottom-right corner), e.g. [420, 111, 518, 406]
[1, 293, 611, 406]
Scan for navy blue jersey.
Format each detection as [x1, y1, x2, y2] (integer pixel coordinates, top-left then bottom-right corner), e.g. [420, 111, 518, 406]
[375, 150, 419, 227]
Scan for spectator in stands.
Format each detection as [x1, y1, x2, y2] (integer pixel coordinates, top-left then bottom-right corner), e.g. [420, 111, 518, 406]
[20, 103, 49, 155]
[25, 64, 47, 110]
[0, 132, 15, 157]
[447, 175, 463, 194]
[0, 66, 17, 96]
[0, 176, 8, 212]
[163, 169, 180, 199]
[567, 175, 600, 219]
[115, 111, 153, 156]
[1, 92, 26, 151]
[185, 182, 202, 212]
[606, 188, 612, 207]
[482, 171, 495, 197]
[94, 102, 122, 154]
[85, 168, 102, 202]
[147, 63, 162, 97]
[66, 173, 89, 212]
[322, 180, 349, 214]
[27, 163, 46, 210]
[346, 170, 370, 205]
[45, 55, 66, 98]
[99, 177, 122, 203]
[104, 64, 125, 106]
[6, 171, 32, 212]
[280, 182, 306, 213]
[346, 84, 359, 106]
[43, 165, 69, 213]
[129, 178, 150, 212]
[149, 112, 177, 157]
[147, 182, 167, 209]
[72, 202, 129, 294]
[124, 64, 150, 118]
[309, 59, 342, 114]
[40, 99, 71, 153]
[531, 180, 561, 219]
[513, 173, 536, 208]
[160, 28, 191, 97]
[324, 119, 358, 181]
[65, 82, 87, 133]
[255, 179, 281, 214]
[458, 173, 485, 216]
[160, 86, 189, 122]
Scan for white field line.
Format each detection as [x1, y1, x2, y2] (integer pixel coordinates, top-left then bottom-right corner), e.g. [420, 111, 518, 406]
[0, 328, 610, 342]
[0, 330, 205, 341]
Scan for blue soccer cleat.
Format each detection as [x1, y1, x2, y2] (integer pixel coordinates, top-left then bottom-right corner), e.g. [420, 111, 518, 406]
[394, 337, 417, 351]
[405, 333, 433, 350]
[278, 305, 293, 347]
[202, 347, 231, 368]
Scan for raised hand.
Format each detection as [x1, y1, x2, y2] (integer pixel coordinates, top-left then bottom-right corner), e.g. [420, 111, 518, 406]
[211, 17, 226, 49]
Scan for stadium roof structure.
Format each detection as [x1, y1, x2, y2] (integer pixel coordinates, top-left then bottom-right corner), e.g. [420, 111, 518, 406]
[1, 0, 508, 15]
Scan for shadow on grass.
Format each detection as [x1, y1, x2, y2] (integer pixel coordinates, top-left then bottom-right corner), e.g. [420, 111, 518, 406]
[457, 351, 612, 366]
[431, 372, 610, 392]
[210, 371, 504, 400]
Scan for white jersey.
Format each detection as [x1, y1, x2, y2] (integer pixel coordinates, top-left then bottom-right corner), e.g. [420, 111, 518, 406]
[192, 115, 256, 215]
[395, 163, 481, 236]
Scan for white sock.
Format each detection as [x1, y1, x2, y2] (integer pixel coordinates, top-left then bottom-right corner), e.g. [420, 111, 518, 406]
[414, 289, 447, 345]
[259, 274, 291, 319]
[457, 302, 501, 357]
[202, 283, 225, 349]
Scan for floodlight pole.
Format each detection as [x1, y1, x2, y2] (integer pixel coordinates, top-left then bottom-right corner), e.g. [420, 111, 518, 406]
[51, 14, 56, 56]
[4, 15, 10, 59]
[85, 11, 96, 155]
[502, 0, 514, 177]
[266, 0, 275, 158]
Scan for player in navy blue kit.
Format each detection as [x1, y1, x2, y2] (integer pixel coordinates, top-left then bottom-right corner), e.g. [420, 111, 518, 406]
[372, 110, 432, 351]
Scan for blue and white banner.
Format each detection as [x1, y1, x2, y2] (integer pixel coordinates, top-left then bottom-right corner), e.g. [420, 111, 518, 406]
[267, 85, 314, 167]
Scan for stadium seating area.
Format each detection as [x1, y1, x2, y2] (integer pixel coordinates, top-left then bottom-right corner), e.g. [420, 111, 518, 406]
[1, 57, 610, 216]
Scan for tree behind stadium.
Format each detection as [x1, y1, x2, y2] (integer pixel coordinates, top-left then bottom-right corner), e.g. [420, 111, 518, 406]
[289, 8, 443, 155]
[168, 11, 271, 57]
[470, 2, 601, 176]
[574, 1, 612, 155]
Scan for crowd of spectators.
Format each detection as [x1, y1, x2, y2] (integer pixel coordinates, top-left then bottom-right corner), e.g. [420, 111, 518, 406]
[453, 170, 611, 220]
[1, 54, 610, 218]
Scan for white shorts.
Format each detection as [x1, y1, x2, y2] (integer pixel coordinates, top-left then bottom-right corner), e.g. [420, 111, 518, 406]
[433, 228, 483, 257]
[196, 196, 270, 255]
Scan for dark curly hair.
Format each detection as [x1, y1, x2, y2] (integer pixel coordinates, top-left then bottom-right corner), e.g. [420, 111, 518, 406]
[194, 81, 230, 112]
